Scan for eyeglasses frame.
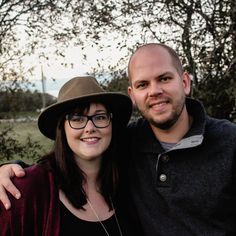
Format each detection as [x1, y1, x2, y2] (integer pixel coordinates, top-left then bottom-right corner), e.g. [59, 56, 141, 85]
[65, 112, 112, 129]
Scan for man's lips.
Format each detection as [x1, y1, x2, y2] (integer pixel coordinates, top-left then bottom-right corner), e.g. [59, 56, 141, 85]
[149, 100, 169, 108]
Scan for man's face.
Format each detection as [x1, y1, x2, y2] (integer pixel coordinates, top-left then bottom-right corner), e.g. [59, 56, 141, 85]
[128, 46, 191, 130]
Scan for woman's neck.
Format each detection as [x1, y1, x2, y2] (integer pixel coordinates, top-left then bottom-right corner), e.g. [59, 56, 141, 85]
[76, 155, 101, 176]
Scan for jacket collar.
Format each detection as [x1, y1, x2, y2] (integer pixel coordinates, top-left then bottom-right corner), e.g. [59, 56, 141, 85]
[131, 98, 207, 153]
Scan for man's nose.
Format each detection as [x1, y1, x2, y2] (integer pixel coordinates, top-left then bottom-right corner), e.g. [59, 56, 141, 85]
[149, 81, 163, 96]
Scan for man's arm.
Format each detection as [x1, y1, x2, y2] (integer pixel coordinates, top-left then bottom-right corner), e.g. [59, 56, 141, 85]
[0, 163, 26, 210]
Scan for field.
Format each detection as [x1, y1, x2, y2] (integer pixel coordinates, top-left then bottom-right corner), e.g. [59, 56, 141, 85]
[0, 120, 53, 165]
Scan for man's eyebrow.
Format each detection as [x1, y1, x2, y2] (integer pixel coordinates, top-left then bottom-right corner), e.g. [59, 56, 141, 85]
[133, 79, 147, 86]
[158, 72, 173, 78]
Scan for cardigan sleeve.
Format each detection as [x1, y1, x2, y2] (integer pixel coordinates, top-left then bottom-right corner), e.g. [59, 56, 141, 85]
[0, 163, 60, 236]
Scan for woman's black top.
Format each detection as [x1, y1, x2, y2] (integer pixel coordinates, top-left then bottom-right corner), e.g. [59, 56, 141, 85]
[59, 201, 144, 235]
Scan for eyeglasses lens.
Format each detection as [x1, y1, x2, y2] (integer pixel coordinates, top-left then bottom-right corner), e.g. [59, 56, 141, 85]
[66, 113, 111, 129]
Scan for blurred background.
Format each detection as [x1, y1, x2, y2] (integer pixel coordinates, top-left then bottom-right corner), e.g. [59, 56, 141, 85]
[0, 0, 235, 164]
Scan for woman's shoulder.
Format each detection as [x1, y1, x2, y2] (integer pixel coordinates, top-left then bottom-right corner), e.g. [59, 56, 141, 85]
[12, 160, 55, 192]
[0, 159, 60, 235]
[25, 160, 52, 175]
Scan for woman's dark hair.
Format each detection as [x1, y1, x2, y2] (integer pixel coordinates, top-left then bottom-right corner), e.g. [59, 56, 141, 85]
[41, 100, 123, 210]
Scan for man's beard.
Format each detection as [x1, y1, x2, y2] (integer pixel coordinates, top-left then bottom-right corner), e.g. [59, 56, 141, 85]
[148, 101, 185, 130]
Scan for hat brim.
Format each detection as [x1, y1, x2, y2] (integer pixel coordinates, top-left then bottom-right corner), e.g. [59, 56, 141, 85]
[38, 92, 132, 140]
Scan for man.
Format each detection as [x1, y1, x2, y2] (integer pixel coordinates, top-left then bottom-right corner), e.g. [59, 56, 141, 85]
[126, 43, 236, 235]
[1, 43, 236, 235]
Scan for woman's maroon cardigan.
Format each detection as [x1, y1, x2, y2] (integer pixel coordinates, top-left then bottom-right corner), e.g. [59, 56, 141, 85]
[0, 163, 60, 236]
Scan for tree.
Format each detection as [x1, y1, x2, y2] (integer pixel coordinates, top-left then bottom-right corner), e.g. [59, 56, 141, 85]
[0, 89, 56, 116]
[0, 0, 78, 91]
[1, 0, 235, 120]
[1, 0, 235, 162]
[77, 0, 236, 120]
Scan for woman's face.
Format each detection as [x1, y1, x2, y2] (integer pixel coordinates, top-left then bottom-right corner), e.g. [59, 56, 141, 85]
[64, 103, 112, 165]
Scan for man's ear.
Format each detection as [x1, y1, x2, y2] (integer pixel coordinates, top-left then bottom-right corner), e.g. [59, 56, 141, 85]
[128, 86, 136, 106]
[182, 72, 191, 96]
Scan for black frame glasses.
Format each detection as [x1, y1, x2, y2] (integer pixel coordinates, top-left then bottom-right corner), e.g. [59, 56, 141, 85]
[65, 113, 112, 129]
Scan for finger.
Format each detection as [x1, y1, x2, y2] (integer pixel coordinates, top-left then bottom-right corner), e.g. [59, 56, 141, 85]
[11, 165, 26, 178]
[0, 164, 23, 208]
[1, 179, 21, 200]
[0, 185, 11, 210]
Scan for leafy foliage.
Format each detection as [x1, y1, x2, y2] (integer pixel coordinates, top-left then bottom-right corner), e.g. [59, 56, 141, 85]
[0, 125, 43, 162]
[89, 0, 236, 121]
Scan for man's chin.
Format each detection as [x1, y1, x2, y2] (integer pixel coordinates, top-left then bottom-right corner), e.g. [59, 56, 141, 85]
[150, 118, 177, 130]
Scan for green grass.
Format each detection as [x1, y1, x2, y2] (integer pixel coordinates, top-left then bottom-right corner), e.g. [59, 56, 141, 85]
[13, 121, 52, 150]
[0, 121, 53, 164]
[0, 111, 39, 119]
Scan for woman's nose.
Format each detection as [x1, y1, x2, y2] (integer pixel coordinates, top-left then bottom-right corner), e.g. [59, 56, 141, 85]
[84, 119, 96, 132]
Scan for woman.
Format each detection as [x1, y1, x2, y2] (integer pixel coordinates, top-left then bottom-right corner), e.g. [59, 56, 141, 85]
[0, 76, 142, 235]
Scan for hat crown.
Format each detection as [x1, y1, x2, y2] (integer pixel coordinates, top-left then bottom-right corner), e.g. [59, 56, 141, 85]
[58, 76, 105, 102]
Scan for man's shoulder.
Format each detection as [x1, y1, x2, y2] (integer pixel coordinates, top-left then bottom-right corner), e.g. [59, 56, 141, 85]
[206, 116, 236, 137]
[207, 116, 236, 128]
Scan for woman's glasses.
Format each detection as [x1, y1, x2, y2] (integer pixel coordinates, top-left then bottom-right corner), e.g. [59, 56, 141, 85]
[65, 113, 112, 129]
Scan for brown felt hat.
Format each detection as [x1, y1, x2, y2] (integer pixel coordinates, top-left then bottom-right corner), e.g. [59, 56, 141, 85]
[38, 76, 132, 140]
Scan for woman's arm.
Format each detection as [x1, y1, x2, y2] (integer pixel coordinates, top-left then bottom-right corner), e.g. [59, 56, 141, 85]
[0, 163, 26, 209]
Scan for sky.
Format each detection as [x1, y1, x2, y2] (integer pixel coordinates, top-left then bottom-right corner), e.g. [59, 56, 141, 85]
[26, 42, 128, 97]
